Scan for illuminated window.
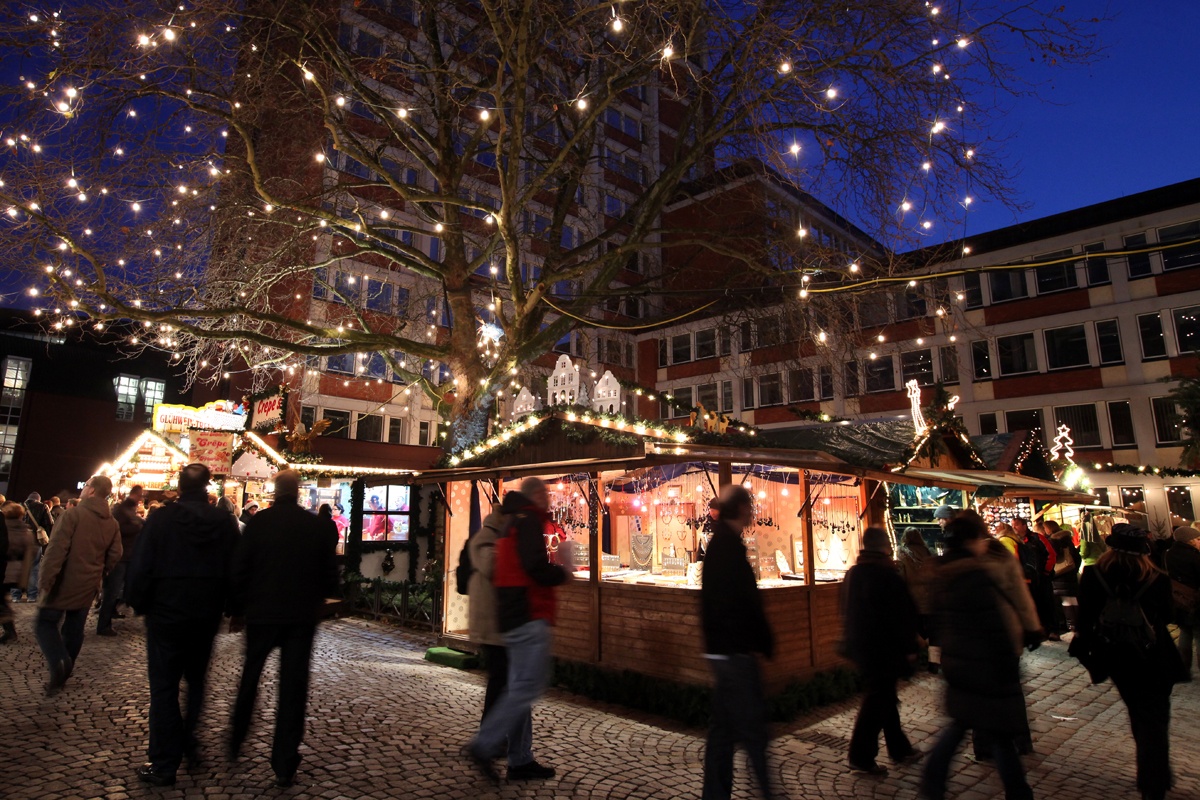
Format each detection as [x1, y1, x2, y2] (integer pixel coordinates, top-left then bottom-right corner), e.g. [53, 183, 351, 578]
[140, 379, 165, 422]
[114, 375, 139, 421]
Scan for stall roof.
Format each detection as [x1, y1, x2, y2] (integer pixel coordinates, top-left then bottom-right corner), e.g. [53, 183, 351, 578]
[895, 467, 1098, 504]
[767, 419, 984, 471]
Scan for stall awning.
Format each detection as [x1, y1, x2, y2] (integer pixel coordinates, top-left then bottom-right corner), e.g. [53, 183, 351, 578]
[893, 468, 1098, 504]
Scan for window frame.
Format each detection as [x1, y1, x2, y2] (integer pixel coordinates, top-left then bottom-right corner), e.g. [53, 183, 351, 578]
[864, 356, 896, 394]
[1137, 313, 1168, 360]
[1107, 400, 1136, 447]
[900, 349, 935, 387]
[1151, 396, 1184, 444]
[1172, 305, 1200, 355]
[1052, 403, 1102, 449]
[971, 340, 993, 381]
[996, 333, 1039, 376]
[1095, 320, 1124, 365]
[1042, 324, 1091, 371]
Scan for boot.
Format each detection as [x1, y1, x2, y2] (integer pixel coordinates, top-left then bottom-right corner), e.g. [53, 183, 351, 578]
[0, 621, 16, 643]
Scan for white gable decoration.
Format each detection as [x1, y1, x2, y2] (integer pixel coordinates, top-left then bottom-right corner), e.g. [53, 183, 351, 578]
[547, 354, 580, 406]
[511, 386, 538, 418]
[592, 370, 621, 414]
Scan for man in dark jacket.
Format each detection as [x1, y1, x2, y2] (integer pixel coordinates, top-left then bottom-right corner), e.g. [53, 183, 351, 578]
[228, 469, 338, 788]
[467, 477, 568, 782]
[23, 491, 53, 603]
[1166, 525, 1200, 677]
[1014, 516, 1058, 638]
[842, 527, 920, 775]
[98, 484, 144, 635]
[700, 485, 774, 800]
[125, 465, 239, 787]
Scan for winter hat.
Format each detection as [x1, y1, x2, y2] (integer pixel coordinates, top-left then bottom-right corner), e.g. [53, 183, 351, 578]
[1107, 523, 1152, 555]
[933, 504, 957, 520]
[1174, 525, 1200, 544]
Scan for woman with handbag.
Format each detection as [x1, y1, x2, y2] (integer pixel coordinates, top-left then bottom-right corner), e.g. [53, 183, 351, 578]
[2, 501, 36, 642]
[1165, 525, 1200, 678]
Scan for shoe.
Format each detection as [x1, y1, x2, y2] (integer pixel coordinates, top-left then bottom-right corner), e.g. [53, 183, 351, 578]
[97, 628, 117, 637]
[462, 745, 499, 782]
[274, 774, 295, 788]
[508, 760, 556, 780]
[893, 749, 923, 765]
[44, 659, 70, 697]
[849, 761, 888, 776]
[136, 764, 177, 787]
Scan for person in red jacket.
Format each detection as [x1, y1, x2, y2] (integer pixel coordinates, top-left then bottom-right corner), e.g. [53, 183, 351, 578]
[1014, 517, 1060, 639]
[466, 477, 569, 782]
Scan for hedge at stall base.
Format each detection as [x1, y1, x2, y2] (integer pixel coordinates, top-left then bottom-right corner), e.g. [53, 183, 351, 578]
[549, 660, 864, 729]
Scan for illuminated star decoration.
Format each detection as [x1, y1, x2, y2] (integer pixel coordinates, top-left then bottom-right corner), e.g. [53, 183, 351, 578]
[1050, 424, 1075, 463]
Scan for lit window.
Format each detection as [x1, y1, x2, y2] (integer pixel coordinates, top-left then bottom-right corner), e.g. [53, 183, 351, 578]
[114, 375, 139, 421]
[140, 379, 166, 422]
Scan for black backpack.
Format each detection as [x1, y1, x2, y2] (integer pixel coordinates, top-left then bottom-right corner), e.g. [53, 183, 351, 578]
[1094, 571, 1156, 655]
[455, 537, 473, 595]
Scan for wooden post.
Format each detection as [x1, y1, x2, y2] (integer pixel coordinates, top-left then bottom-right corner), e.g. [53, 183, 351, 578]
[718, 460, 733, 490]
[801, 471, 815, 585]
[589, 472, 601, 664]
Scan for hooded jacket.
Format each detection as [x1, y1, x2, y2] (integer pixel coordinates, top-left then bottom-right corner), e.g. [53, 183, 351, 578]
[468, 508, 512, 646]
[842, 549, 919, 674]
[700, 518, 774, 657]
[124, 493, 241, 625]
[492, 492, 567, 632]
[37, 495, 121, 611]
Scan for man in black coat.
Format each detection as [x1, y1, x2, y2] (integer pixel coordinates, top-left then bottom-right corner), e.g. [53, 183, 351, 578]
[227, 469, 338, 788]
[842, 527, 920, 775]
[125, 464, 240, 787]
[99, 484, 143, 635]
[700, 485, 774, 800]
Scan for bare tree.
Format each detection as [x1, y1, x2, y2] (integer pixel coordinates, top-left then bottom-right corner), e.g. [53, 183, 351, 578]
[0, 0, 1095, 449]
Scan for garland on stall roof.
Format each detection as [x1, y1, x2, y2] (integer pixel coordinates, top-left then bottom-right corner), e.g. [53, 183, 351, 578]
[1087, 463, 1200, 479]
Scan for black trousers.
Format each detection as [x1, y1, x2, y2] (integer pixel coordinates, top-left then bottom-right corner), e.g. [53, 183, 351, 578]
[146, 619, 219, 774]
[703, 654, 772, 800]
[231, 622, 317, 781]
[481, 643, 508, 722]
[849, 669, 912, 766]
[1113, 675, 1173, 797]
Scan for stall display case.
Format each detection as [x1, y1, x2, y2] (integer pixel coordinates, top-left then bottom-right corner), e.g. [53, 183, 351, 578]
[888, 484, 969, 552]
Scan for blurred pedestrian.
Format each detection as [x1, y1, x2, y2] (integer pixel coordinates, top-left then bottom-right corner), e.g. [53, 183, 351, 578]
[1166, 525, 1200, 678]
[2, 501, 36, 643]
[216, 496, 243, 533]
[843, 527, 920, 775]
[1070, 523, 1184, 800]
[1013, 517, 1058, 640]
[466, 478, 568, 782]
[238, 500, 259, 527]
[922, 515, 1041, 800]
[98, 485, 144, 636]
[700, 485, 775, 800]
[125, 464, 241, 787]
[21, 491, 53, 603]
[34, 475, 121, 696]
[228, 470, 338, 788]
[1045, 520, 1081, 632]
[897, 526, 938, 673]
[47, 496, 65, 525]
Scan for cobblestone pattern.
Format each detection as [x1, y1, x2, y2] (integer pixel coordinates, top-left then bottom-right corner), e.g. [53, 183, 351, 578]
[2, 603, 1197, 799]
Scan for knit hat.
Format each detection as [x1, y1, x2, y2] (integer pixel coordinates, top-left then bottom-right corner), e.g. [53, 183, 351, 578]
[1174, 525, 1200, 544]
[933, 504, 956, 520]
[1107, 523, 1151, 555]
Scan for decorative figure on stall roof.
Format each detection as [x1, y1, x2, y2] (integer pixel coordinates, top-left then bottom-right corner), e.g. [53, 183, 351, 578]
[1050, 425, 1075, 463]
[547, 354, 580, 406]
[688, 402, 730, 434]
[591, 370, 621, 414]
[511, 385, 539, 418]
[284, 419, 331, 453]
[906, 380, 927, 435]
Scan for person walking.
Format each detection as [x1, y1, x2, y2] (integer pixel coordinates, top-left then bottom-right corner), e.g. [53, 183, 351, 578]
[228, 470, 338, 788]
[922, 515, 1042, 800]
[98, 485, 144, 636]
[897, 526, 938, 673]
[1071, 524, 1185, 800]
[20, 491, 53, 603]
[466, 478, 568, 782]
[1013, 517, 1058, 640]
[699, 485, 775, 800]
[124, 464, 241, 787]
[2, 501, 36, 642]
[843, 526, 920, 775]
[468, 502, 514, 722]
[1166, 525, 1200, 678]
[34, 475, 121, 696]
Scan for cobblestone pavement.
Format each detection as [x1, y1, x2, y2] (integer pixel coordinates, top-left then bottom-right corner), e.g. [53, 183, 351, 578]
[2, 603, 1198, 799]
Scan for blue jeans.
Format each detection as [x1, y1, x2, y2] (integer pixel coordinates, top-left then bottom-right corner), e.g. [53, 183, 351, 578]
[35, 607, 88, 680]
[471, 619, 549, 768]
[97, 562, 128, 632]
[703, 654, 772, 800]
[923, 721, 1031, 800]
[12, 546, 43, 601]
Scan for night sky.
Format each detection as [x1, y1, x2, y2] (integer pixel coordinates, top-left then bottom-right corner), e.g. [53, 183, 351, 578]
[950, 0, 1200, 242]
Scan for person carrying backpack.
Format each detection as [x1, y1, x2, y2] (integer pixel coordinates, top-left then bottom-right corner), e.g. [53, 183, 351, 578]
[1070, 523, 1185, 800]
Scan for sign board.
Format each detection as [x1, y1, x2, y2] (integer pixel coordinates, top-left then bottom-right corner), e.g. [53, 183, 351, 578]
[189, 430, 235, 475]
[661, 556, 688, 576]
[250, 390, 286, 430]
[153, 401, 247, 434]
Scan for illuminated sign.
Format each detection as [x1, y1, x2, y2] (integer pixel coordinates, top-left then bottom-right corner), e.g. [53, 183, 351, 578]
[152, 401, 247, 434]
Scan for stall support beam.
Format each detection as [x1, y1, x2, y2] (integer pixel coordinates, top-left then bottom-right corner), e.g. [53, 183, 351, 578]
[589, 472, 601, 664]
[801, 471, 815, 586]
[718, 461, 733, 490]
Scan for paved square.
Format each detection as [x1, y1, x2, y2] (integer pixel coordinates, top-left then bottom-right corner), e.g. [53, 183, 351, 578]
[1, 604, 1196, 799]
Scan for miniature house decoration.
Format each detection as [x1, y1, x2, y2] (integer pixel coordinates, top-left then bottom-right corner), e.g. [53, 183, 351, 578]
[592, 370, 621, 414]
[548, 354, 580, 406]
[511, 386, 539, 417]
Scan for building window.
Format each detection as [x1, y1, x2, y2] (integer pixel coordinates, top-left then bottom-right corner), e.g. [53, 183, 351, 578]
[362, 484, 412, 542]
[895, 289, 926, 320]
[140, 379, 166, 423]
[1138, 313, 1167, 360]
[1053, 404, 1101, 448]
[789, 368, 815, 402]
[114, 375, 140, 421]
[300, 405, 316, 430]
[997, 333, 1038, 376]
[387, 418, 405, 444]
[1120, 486, 1145, 509]
[658, 338, 668, 368]
[718, 329, 732, 357]
[1152, 397, 1184, 444]
[1173, 305, 1200, 354]
[322, 409, 350, 439]
[696, 383, 719, 412]
[858, 297, 890, 328]
[695, 329, 717, 360]
[1167, 486, 1196, 522]
[363, 352, 387, 379]
[2, 357, 31, 406]
[1095, 320, 1124, 365]
[758, 373, 783, 406]
[720, 381, 733, 413]
[971, 340, 992, 380]
[1108, 401, 1136, 447]
[865, 356, 895, 393]
[939, 346, 960, 385]
[671, 333, 692, 364]
[1034, 250, 1077, 294]
[741, 377, 756, 410]
[844, 361, 861, 397]
[1159, 220, 1200, 271]
[0, 356, 31, 484]
[1043, 325, 1090, 370]
[989, 271, 1028, 303]
[979, 412, 998, 435]
[1083, 242, 1110, 286]
[327, 354, 354, 375]
[667, 387, 694, 417]
[1005, 408, 1044, 438]
[355, 413, 383, 442]
[962, 273, 983, 309]
[900, 349, 934, 387]
[418, 420, 437, 446]
[1124, 233, 1153, 278]
[818, 366, 834, 401]
[737, 321, 754, 352]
